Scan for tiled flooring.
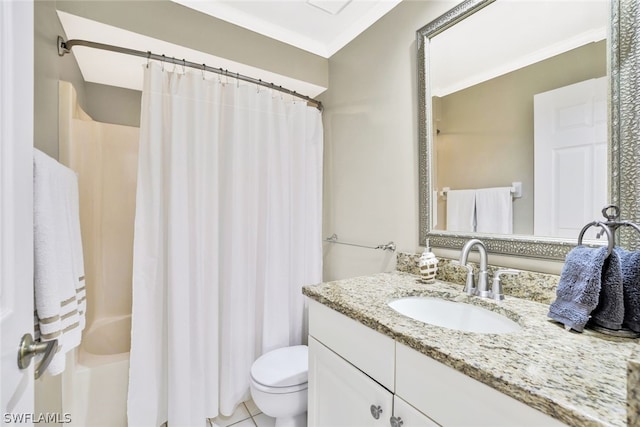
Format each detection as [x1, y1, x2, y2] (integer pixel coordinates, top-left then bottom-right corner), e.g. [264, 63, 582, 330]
[208, 400, 276, 427]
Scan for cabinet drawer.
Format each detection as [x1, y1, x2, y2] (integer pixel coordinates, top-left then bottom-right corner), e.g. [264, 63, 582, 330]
[308, 299, 395, 391]
[396, 343, 566, 426]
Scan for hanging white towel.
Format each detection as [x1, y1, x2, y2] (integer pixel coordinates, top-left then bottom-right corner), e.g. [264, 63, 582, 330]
[33, 149, 86, 375]
[446, 189, 476, 232]
[475, 187, 513, 234]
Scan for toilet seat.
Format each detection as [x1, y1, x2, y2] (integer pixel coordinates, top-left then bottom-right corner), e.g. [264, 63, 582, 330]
[250, 345, 308, 394]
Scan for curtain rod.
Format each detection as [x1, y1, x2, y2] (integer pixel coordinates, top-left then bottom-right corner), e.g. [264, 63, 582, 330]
[57, 36, 323, 111]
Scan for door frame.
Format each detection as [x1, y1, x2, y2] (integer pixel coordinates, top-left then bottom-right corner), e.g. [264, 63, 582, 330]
[1, 0, 35, 420]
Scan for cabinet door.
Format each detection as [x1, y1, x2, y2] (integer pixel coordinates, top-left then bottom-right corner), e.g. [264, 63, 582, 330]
[392, 396, 440, 427]
[308, 299, 395, 391]
[308, 336, 393, 427]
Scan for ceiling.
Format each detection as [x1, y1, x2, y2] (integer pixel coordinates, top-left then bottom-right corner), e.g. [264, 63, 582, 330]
[58, 10, 327, 96]
[59, 1, 609, 98]
[172, 0, 403, 58]
[58, 0, 402, 96]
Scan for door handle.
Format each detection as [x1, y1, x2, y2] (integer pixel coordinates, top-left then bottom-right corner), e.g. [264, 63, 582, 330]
[17, 333, 58, 379]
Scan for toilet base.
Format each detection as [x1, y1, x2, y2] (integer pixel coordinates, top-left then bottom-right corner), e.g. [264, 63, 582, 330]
[274, 411, 307, 427]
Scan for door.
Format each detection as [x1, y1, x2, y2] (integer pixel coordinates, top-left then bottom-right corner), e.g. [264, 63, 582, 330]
[1, 0, 35, 422]
[308, 337, 393, 427]
[534, 77, 607, 239]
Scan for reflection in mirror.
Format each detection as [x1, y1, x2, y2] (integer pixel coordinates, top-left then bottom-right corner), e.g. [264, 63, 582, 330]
[417, 0, 620, 260]
[430, 1, 608, 239]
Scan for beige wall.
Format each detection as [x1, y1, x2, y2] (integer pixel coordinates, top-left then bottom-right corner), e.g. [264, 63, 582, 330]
[320, 0, 591, 280]
[435, 41, 606, 234]
[35, 0, 87, 159]
[85, 82, 141, 128]
[320, 1, 459, 281]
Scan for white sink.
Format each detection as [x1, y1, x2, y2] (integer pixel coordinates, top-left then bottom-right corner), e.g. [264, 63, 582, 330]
[388, 296, 521, 334]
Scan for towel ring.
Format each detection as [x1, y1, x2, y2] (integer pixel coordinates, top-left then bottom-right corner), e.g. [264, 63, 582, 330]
[577, 221, 614, 256]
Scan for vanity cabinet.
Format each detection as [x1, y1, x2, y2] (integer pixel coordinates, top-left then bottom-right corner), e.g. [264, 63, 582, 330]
[307, 299, 566, 427]
[308, 300, 439, 426]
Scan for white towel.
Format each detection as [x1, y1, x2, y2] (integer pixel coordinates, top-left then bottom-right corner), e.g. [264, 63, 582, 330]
[475, 187, 513, 234]
[33, 149, 86, 375]
[446, 189, 476, 232]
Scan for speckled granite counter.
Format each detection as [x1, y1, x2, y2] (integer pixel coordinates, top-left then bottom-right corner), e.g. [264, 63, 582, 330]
[303, 271, 640, 427]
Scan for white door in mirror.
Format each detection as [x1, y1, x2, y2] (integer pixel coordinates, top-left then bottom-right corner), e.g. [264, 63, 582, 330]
[534, 76, 608, 239]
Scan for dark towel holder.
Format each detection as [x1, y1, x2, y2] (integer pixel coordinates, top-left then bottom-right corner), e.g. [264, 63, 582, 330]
[577, 205, 640, 255]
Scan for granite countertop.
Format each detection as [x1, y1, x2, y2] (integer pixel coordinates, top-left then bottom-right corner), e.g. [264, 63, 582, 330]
[303, 271, 640, 427]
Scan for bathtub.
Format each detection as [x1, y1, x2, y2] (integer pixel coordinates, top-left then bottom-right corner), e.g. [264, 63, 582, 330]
[64, 315, 131, 427]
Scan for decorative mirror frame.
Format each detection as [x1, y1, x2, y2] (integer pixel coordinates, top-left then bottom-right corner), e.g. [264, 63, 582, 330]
[417, 0, 639, 260]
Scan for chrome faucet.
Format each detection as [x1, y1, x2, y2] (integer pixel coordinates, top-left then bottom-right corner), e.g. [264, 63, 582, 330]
[491, 268, 520, 301]
[459, 239, 490, 298]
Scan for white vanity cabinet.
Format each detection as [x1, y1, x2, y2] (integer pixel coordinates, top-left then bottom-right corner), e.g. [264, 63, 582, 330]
[308, 337, 437, 426]
[308, 300, 438, 426]
[307, 299, 566, 427]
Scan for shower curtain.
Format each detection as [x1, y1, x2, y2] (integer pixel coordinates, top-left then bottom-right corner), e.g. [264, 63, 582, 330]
[127, 63, 323, 426]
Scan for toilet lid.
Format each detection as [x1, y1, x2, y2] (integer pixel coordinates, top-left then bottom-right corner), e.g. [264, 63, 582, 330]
[250, 345, 308, 388]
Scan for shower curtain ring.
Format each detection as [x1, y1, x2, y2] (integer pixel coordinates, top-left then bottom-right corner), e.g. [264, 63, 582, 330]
[146, 51, 151, 69]
[236, 72, 240, 88]
[161, 54, 166, 71]
[182, 59, 186, 75]
[202, 64, 206, 80]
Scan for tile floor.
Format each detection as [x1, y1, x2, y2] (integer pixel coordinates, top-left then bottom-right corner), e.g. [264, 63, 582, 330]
[208, 399, 276, 427]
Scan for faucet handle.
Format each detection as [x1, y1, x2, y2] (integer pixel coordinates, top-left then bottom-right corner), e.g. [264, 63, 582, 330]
[451, 260, 476, 295]
[491, 269, 520, 301]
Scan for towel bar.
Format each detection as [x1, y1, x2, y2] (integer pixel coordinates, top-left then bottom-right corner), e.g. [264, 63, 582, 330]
[324, 233, 396, 252]
[439, 182, 522, 199]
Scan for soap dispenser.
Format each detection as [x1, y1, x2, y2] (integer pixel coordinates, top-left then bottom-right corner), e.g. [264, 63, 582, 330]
[419, 240, 438, 283]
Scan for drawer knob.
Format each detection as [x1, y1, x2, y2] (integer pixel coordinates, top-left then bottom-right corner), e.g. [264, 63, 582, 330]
[370, 405, 383, 419]
[390, 416, 404, 427]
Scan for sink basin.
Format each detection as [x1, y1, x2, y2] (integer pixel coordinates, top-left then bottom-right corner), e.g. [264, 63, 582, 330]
[388, 297, 521, 334]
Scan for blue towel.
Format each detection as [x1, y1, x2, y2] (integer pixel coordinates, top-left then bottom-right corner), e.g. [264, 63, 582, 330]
[590, 249, 624, 330]
[619, 248, 640, 332]
[548, 246, 608, 332]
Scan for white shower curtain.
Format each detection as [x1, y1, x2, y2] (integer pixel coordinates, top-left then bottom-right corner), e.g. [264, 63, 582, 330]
[127, 63, 323, 427]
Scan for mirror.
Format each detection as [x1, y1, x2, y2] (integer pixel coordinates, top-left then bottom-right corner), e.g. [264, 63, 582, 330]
[418, 0, 640, 260]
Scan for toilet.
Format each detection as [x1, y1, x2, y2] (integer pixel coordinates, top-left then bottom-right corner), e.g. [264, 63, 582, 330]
[249, 345, 308, 427]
